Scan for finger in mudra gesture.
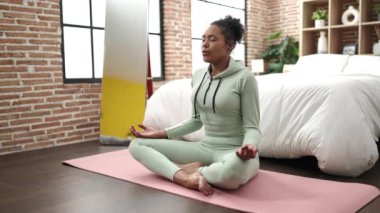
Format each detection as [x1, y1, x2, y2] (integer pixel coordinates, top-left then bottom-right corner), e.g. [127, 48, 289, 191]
[236, 144, 258, 161]
[130, 124, 167, 139]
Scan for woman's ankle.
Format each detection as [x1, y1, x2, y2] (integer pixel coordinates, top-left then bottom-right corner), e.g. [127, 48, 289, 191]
[173, 170, 189, 186]
[177, 162, 203, 174]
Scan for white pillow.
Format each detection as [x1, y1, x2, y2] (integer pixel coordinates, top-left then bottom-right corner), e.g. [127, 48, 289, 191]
[342, 55, 380, 76]
[292, 54, 349, 75]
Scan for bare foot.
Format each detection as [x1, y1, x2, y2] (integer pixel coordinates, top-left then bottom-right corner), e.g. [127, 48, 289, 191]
[186, 172, 214, 196]
[177, 162, 203, 174]
[174, 170, 214, 196]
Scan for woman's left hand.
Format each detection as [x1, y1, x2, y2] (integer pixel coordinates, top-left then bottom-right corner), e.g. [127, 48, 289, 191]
[236, 144, 258, 161]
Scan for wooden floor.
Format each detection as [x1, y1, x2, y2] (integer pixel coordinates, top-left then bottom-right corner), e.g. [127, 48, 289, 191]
[0, 141, 379, 213]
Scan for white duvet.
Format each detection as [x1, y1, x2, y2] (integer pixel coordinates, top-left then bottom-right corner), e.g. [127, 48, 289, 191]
[144, 73, 380, 177]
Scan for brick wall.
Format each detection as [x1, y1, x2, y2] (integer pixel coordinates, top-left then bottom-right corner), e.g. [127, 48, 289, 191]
[267, 0, 299, 40]
[255, 0, 299, 69]
[157, 0, 300, 88]
[0, 0, 300, 155]
[152, 0, 193, 89]
[0, 0, 100, 154]
[246, 0, 271, 67]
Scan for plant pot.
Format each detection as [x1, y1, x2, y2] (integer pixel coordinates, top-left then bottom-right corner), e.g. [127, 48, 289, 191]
[315, 19, 325, 28]
[373, 40, 380, 56]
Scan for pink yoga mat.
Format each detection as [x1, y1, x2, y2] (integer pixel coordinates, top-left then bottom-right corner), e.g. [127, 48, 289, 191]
[64, 149, 379, 213]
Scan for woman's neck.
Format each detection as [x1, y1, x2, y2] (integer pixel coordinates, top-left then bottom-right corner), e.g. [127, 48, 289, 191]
[210, 57, 230, 76]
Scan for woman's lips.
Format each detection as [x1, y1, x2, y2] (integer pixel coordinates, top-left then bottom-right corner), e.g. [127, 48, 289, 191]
[202, 51, 210, 56]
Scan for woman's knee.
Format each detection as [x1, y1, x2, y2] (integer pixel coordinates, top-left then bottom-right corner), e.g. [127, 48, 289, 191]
[128, 138, 144, 159]
[219, 167, 254, 189]
[209, 156, 260, 189]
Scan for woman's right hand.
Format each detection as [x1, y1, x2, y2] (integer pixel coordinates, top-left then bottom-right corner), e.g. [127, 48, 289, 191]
[130, 124, 168, 139]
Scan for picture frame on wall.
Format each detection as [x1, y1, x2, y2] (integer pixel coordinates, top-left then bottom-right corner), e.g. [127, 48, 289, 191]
[342, 43, 357, 55]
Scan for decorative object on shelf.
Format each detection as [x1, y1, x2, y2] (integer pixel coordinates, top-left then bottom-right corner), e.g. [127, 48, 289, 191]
[374, 4, 380, 21]
[341, 5, 359, 25]
[342, 44, 357, 55]
[317, 31, 328, 54]
[262, 31, 299, 73]
[311, 9, 327, 28]
[373, 26, 380, 56]
[251, 59, 264, 75]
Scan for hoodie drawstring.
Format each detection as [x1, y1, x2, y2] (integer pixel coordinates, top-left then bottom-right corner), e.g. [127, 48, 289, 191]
[194, 72, 223, 115]
[212, 78, 222, 113]
[203, 78, 213, 105]
[193, 72, 207, 117]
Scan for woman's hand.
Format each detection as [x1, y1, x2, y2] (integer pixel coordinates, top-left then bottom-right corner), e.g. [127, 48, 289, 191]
[236, 144, 258, 161]
[130, 124, 167, 139]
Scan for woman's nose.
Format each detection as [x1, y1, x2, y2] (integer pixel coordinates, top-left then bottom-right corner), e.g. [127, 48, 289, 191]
[202, 41, 208, 48]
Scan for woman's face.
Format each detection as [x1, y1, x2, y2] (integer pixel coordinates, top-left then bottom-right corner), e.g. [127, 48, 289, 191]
[201, 25, 233, 64]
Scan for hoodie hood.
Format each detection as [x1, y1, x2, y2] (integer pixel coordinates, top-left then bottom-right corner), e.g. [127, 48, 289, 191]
[194, 58, 245, 114]
[206, 58, 245, 79]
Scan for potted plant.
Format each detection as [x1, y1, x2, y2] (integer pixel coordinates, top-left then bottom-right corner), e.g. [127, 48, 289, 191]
[374, 3, 380, 21]
[311, 9, 327, 28]
[262, 31, 299, 73]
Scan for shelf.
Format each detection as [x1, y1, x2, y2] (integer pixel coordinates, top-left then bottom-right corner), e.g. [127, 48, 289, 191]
[361, 0, 380, 23]
[330, 24, 359, 29]
[360, 21, 380, 26]
[302, 0, 329, 29]
[330, 27, 358, 54]
[301, 31, 327, 55]
[330, 0, 360, 26]
[302, 0, 328, 4]
[300, 0, 380, 56]
[303, 26, 329, 31]
[359, 24, 380, 54]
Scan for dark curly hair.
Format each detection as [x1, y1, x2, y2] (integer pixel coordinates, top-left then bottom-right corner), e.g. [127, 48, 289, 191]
[211, 15, 245, 44]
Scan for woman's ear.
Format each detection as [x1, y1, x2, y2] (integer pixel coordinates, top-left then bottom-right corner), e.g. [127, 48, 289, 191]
[226, 41, 235, 52]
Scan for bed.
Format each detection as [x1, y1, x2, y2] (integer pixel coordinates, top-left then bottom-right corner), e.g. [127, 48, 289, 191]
[143, 54, 380, 177]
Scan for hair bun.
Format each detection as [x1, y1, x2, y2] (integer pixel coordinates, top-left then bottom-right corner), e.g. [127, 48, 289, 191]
[211, 15, 245, 44]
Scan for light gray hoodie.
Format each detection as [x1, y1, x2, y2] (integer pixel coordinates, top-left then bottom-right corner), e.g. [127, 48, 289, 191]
[166, 58, 261, 148]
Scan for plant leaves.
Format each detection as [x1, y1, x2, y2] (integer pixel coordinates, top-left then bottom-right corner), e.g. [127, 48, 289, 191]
[262, 33, 299, 72]
[268, 63, 284, 73]
[265, 31, 282, 40]
[262, 44, 280, 60]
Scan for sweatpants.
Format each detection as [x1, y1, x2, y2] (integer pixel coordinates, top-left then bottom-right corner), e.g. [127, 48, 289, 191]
[129, 136, 259, 189]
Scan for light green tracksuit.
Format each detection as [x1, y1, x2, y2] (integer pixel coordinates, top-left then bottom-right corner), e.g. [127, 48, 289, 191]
[129, 58, 261, 189]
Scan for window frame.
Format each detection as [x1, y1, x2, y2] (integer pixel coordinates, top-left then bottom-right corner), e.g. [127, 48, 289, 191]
[60, 0, 103, 83]
[150, 0, 165, 81]
[60, 0, 164, 83]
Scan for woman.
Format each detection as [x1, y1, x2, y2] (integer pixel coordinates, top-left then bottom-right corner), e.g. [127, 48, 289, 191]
[129, 15, 261, 196]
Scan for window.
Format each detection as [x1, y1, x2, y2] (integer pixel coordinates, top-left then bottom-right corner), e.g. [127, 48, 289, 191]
[148, 0, 164, 80]
[61, 0, 163, 83]
[61, 0, 105, 83]
[191, 0, 246, 72]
